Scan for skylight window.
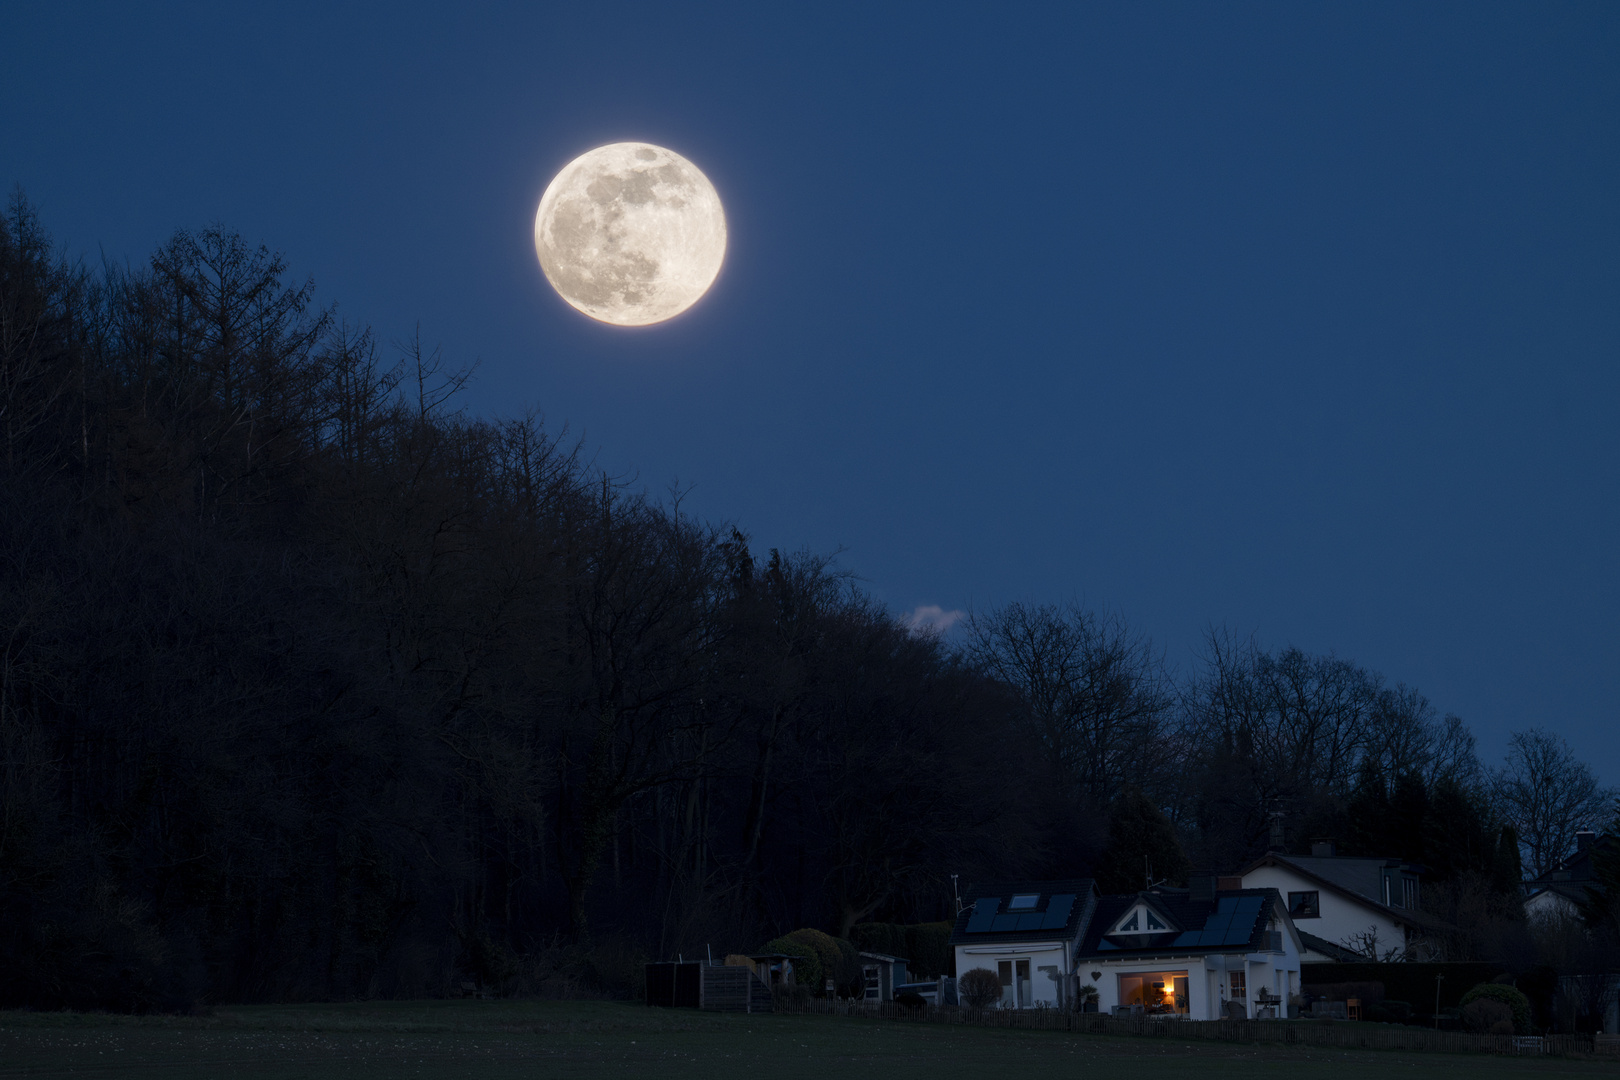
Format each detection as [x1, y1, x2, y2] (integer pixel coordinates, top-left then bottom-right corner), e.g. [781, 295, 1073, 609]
[1008, 894, 1040, 911]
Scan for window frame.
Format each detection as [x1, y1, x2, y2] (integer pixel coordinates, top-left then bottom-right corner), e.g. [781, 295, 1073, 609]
[1287, 890, 1320, 919]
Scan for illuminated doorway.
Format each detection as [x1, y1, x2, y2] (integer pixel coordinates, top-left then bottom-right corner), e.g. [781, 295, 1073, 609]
[1118, 971, 1189, 1015]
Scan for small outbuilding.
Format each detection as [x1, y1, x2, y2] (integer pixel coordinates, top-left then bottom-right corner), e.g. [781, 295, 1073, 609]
[859, 951, 908, 1002]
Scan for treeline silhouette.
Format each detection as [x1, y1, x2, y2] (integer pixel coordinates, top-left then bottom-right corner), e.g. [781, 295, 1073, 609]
[0, 197, 1529, 1010]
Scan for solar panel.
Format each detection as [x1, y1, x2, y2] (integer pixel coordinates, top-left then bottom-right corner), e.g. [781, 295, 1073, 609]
[1235, 897, 1263, 914]
[1041, 893, 1076, 930]
[1215, 897, 1239, 913]
[1200, 929, 1227, 946]
[1172, 931, 1201, 946]
[965, 900, 999, 933]
[1204, 913, 1233, 931]
[1223, 928, 1253, 946]
[992, 914, 1021, 931]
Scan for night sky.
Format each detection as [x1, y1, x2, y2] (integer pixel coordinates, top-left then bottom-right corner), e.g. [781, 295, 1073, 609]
[5, 2, 1616, 780]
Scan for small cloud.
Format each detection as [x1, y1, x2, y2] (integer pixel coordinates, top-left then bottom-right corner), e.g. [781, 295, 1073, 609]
[902, 604, 965, 637]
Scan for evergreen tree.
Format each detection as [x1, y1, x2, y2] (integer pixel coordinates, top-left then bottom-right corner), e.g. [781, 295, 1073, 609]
[1491, 824, 1524, 896]
[1576, 801, 1620, 938]
[1388, 771, 1429, 865]
[1346, 759, 1392, 856]
[1422, 776, 1492, 883]
[1094, 788, 1190, 893]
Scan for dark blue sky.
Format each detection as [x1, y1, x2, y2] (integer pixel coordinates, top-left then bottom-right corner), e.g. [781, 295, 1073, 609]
[5, 2, 1616, 780]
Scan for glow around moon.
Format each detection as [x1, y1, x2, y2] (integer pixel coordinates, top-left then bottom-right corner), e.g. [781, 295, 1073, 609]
[534, 143, 726, 326]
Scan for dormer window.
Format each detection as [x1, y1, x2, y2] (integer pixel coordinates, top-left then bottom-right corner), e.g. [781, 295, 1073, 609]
[1120, 911, 1139, 932]
[1008, 894, 1040, 911]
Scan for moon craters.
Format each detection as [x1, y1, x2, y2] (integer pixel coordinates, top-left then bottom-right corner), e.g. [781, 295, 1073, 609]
[534, 143, 725, 326]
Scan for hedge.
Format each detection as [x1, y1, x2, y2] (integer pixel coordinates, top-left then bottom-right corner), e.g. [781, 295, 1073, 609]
[1301, 962, 1503, 1015]
[850, 921, 955, 977]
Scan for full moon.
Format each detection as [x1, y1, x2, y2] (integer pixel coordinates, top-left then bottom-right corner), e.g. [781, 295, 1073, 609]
[534, 143, 727, 326]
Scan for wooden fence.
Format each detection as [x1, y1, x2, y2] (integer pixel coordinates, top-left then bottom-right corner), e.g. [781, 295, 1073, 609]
[772, 996, 1606, 1059]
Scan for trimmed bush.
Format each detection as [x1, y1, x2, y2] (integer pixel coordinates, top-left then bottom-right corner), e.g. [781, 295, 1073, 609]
[1458, 982, 1530, 1034]
[761, 935, 821, 991]
[959, 967, 1002, 1009]
[1462, 998, 1514, 1033]
[894, 990, 927, 1009]
[786, 928, 855, 996]
[761, 929, 864, 997]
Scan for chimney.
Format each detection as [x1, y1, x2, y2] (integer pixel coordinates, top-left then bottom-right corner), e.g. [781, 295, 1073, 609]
[1576, 830, 1596, 854]
[1310, 838, 1338, 858]
[1189, 872, 1215, 903]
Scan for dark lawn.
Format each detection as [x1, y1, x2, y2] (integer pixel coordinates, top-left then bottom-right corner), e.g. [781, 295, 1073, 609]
[1, 1001, 1611, 1079]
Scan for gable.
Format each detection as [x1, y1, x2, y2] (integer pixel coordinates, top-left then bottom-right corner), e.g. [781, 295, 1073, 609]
[1108, 903, 1171, 935]
[1079, 888, 1288, 959]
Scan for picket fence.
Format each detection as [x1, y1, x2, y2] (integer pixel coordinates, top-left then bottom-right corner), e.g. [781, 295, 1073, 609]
[772, 996, 1606, 1059]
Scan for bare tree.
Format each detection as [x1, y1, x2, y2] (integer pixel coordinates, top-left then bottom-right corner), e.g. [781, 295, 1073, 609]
[1494, 728, 1613, 878]
[964, 602, 1174, 807]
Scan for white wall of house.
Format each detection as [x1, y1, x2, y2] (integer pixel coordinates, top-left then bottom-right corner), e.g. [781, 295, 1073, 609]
[1083, 900, 1303, 1020]
[1524, 889, 1580, 922]
[953, 942, 1071, 1008]
[1240, 865, 1406, 959]
[1084, 951, 1301, 1020]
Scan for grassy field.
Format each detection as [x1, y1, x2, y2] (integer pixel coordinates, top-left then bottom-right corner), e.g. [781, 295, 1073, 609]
[1, 1000, 1612, 1079]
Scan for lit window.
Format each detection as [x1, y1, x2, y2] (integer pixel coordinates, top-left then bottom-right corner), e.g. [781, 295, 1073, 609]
[1008, 894, 1040, 910]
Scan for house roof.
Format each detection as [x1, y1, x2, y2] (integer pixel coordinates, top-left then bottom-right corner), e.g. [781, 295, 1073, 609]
[1075, 888, 1285, 960]
[1527, 834, 1613, 888]
[1296, 930, 1365, 962]
[1524, 882, 1590, 908]
[1241, 852, 1449, 932]
[948, 879, 1096, 946]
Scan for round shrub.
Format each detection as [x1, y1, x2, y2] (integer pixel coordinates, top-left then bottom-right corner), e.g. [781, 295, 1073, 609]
[959, 967, 1003, 1009]
[761, 935, 821, 992]
[1458, 982, 1530, 1034]
[784, 928, 862, 997]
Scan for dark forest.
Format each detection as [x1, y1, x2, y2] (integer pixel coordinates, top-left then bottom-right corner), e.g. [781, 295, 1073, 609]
[0, 196, 1608, 1011]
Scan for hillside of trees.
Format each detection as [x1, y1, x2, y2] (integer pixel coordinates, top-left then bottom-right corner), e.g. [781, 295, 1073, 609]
[0, 195, 1611, 1010]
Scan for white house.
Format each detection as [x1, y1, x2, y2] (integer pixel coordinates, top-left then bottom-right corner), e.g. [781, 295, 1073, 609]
[1075, 883, 1303, 1020]
[1524, 830, 1608, 923]
[949, 877, 1304, 1017]
[949, 879, 1096, 1009]
[1237, 842, 1443, 961]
